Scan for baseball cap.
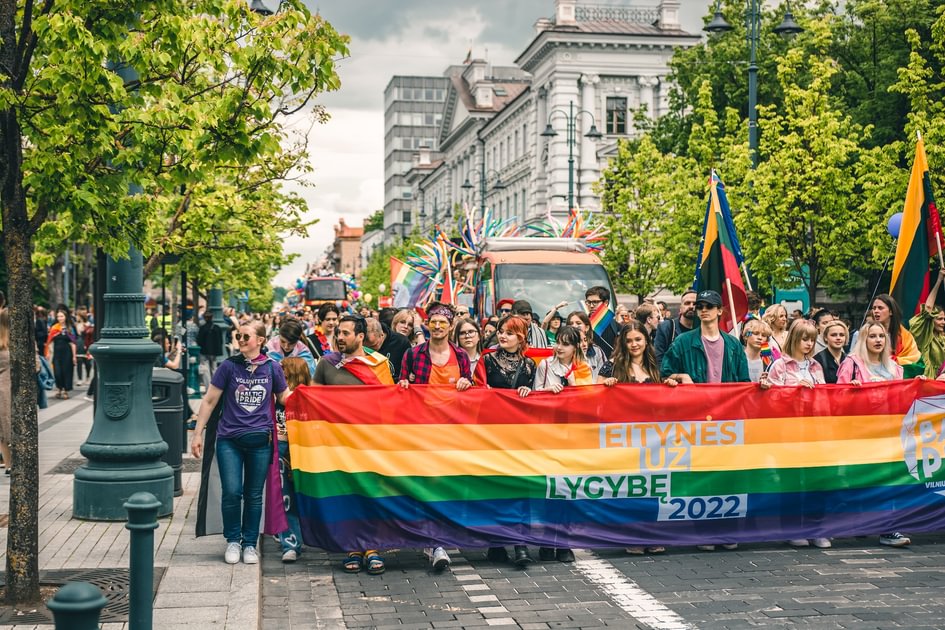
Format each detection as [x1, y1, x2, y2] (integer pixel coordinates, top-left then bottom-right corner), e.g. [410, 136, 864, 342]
[695, 290, 722, 307]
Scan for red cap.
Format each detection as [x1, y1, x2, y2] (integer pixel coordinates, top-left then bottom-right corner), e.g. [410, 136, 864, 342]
[496, 298, 515, 310]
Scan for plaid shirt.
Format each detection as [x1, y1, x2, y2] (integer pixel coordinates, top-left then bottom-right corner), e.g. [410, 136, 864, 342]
[400, 341, 472, 384]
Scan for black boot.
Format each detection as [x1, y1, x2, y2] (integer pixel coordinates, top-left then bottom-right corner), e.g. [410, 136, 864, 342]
[513, 545, 532, 567]
[556, 548, 575, 563]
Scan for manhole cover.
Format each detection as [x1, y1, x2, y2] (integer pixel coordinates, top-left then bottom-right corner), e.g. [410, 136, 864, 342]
[50, 457, 200, 475]
[0, 567, 165, 624]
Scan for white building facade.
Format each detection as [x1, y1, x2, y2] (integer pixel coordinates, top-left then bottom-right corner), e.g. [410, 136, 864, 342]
[398, 0, 699, 241]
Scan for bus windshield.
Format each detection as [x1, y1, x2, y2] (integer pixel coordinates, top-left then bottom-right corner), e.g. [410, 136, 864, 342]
[494, 264, 613, 319]
[306, 279, 346, 302]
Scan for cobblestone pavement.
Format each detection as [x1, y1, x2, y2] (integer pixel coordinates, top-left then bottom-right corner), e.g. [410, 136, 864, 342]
[261, 533, 945, 629]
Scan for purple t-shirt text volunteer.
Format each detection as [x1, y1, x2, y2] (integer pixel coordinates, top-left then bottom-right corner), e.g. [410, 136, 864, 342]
[212, 355, 287, 439]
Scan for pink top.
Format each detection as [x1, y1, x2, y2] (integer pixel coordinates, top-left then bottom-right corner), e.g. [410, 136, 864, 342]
[836, 354, 903, 384]
[767, 356, 826, 386]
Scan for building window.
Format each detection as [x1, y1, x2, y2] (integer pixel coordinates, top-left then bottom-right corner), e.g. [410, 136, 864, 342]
[606, 97, 627, 135]
[402, 210, 412, 224]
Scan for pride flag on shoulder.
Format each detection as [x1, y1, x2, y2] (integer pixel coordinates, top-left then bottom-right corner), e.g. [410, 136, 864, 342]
[695, 171, 747, 332]
[890, 135, 944, 317]
[584, 301, 615, 339]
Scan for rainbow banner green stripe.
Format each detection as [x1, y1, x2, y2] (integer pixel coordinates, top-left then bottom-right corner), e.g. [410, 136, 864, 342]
[284, 381, 945, 551]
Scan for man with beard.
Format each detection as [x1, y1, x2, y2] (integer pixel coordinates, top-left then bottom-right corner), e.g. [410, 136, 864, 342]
[311, 315, 393, 575]
[364, 317, 411, 381]
[654, 289, 697, 365]
[397, 302, 473, 572]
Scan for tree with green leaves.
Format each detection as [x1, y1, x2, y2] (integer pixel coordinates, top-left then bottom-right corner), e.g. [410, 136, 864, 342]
[0, 0, 347, 603]
[736, 17, 878, 305]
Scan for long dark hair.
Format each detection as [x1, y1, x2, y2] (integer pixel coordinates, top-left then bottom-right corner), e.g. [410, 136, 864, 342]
[872, 294, 902, 351]
[610, 322, 660, 383]
[452, 317, 483, 353]
[566, 310, 594, 345]
[554, 325, 586, 364]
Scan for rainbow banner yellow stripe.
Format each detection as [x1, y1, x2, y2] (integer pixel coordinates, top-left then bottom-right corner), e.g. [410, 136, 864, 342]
[284, 381, 945, 551]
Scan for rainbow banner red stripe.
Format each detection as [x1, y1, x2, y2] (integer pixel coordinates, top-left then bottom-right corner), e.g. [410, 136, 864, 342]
[284, 381, 945, 551]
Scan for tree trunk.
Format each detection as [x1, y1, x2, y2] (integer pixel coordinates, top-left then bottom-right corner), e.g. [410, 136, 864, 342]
[44, 253, 64, 308]
[0, 107, 40, 604]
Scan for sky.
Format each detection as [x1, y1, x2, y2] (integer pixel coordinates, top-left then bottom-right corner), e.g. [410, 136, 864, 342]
[273, 0, 712, 287]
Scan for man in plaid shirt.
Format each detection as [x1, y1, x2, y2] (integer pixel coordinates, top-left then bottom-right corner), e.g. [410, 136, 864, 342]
[397, 302, 473, 572]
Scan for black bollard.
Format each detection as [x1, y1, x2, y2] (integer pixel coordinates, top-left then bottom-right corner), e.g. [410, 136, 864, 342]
[47, 581, 107, 630]
[124, 491, 161, 630]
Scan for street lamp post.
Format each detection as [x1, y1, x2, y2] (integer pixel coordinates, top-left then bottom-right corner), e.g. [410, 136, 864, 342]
[541, 100, 603, 211]
[705, 0, 803, 168]
[462, 167, 505, 215]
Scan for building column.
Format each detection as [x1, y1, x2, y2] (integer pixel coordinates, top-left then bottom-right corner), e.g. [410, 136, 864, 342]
[639, 75, 658, 120]
[579, 73, 600, 211]
[530, 87, 548, 222]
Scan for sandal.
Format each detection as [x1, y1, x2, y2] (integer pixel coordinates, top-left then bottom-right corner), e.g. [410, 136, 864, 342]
[62, 392, 69, 400]
[646, 546, 666, 554]
[364, 549, 385, 575]
[342, 551, 362, 573]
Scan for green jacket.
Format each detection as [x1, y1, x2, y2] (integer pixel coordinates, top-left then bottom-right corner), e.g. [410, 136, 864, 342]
[660, 328, 750, 383]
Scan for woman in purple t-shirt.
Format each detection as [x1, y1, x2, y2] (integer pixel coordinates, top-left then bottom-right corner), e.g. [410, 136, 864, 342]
[192, 321, 288, 565]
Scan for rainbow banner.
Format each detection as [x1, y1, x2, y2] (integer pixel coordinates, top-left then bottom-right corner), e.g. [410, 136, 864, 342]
[284, 381, 945, 551]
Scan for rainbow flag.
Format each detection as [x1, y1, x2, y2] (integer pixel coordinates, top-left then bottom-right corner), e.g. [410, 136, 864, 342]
[284, 381, 945, 551]
[585, 301, 615, 338]
[890, 135, 941, 317]
[391, 256, 433, 308]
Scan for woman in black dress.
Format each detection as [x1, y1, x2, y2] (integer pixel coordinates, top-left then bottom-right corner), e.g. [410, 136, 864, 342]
[482, 315, 536, 567]
[46, 306, 77, 399]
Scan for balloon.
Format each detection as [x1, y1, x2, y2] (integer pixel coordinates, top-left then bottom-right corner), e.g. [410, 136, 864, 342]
[887, 212, 903, 239]
[364, 293, 373, 303]
[378, 283, 386, 293]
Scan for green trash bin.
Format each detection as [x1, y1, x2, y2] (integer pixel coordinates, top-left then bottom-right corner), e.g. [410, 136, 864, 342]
[152, 368, 184, 497]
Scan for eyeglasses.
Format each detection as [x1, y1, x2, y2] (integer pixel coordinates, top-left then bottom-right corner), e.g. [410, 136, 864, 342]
[428, 321, 450, 329]
[235, 333, 254, 342]
[459, 329, 478, 337]
[586, 300, 603, 307]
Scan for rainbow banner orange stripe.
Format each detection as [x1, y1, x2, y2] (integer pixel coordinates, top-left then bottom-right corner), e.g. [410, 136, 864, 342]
[284, 381, 945, 551]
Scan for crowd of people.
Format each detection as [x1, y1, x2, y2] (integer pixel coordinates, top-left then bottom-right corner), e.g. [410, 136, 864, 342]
[185, 277, 945, 574]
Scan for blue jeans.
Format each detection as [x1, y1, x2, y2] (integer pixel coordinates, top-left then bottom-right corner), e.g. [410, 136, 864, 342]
[277, 440, 303, 554]
[216, 431, 271, 548]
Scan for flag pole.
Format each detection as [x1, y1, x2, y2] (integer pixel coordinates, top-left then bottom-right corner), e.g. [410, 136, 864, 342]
[725, 278, 738, 332]
[937, 233, 945, 269]
[740, 263, 753, 291]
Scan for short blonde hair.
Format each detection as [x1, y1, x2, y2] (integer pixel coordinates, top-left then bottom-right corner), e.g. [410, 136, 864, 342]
[821, 320, 849, 344]
[740, 318, 772, 346]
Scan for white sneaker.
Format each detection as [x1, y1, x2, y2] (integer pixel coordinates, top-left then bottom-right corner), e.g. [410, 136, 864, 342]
[721, 543, 739, 550]
[431, 547, 450, 571]
[811, 538, 832, 548]
[788, 539, 810, 547]
[242, 546, 259, 564]
[224, 542, 241, 564]
[281, 549, 298, 563]
[697, 545, 715, 551]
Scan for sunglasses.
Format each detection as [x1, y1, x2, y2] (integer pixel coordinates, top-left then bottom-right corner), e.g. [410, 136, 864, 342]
[498, 308, 512, 314]
[695, 303, 717, 310]
[235, 333, 256, 342]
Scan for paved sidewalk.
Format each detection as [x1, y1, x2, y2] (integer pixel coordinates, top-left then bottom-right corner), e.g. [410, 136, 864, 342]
[0, 395, 260, 629]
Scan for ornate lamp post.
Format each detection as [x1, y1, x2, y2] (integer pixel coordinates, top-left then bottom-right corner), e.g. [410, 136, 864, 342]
[461, 169, 505, 215]
[704, 0, 803, 168]
[541, 100, 603, 211]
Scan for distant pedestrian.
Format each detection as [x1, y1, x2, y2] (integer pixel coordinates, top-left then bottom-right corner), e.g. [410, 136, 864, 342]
[45, 306, 77, 399]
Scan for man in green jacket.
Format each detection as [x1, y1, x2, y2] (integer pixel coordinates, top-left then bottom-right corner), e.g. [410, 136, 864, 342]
[660, 289, 750, 384]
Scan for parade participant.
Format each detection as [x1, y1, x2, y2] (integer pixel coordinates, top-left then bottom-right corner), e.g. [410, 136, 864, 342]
[365, 317, 411, 381]
[496, 298, 515, 317]
[391, 308, 424, 346]
[265, 318, 317, 377]
[584, 286, 621, 356]
[908, 268, 945, 378]
[740, 318, 774, 383]
[482, 317, 500, 346]
[512, 300, 549, 349]
[654, 290, 697, 365]
[762, 304, 789, 355]
[661, 290, 750, 386]
[308, 303, 340, 357]
[870, 294, 922, 375]
[615, 304, 632, 326]
[313, 315, 394, 574]
[601, 322, 665, 386]
[532, 325, 593, 563]
[274, 357, 310, 563]
[482, 315, 536, 567]
[814, 320, 849, 384]
[452, 318, 486, 385]
[45, 306, 77, 399]
[191, 321, 289, 565]
[836, 322, 912, 548]
[811, 309, 836, 354]
[634, 303, 661, 343]
[600, 321, 671, 554]
[197, 310, 224, 385]
[541, 310, 563, 344]
[767, 320, 825, 389]
[565, 311, 606, 379]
